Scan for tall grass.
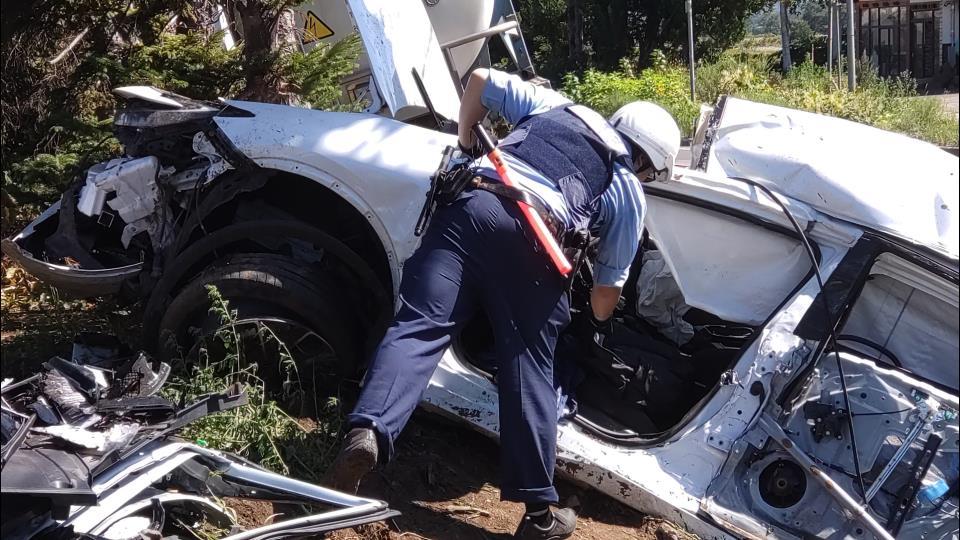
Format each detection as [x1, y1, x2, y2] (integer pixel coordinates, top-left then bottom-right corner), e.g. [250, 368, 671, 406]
[163, 285, 344, 480]
[561, 51, 959, 146]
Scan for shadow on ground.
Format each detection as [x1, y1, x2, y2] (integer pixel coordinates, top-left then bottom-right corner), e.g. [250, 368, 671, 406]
[1, 303, 141, 379]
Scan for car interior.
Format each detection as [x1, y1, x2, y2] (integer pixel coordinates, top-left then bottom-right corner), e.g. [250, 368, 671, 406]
[837, 252, 959, 391]
[457, 192, 815, 441]
[714, 250, 960, 538]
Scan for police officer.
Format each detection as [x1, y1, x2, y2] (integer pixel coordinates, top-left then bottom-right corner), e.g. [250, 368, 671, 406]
[327, 68, 681, 539]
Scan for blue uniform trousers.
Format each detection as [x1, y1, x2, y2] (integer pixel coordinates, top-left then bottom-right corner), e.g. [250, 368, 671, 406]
[348, 188, 570, 504]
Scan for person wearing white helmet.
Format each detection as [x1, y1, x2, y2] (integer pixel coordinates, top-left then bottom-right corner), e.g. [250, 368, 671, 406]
[610, 100, 683, 184]
[326, 68, 681, 540]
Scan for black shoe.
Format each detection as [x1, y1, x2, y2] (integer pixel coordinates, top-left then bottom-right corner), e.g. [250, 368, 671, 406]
[325, 427, 378, 494]
[514, 507, 577, 539]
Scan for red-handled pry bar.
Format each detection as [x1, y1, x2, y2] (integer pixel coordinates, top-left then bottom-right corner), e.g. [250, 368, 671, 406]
[471, 124, 573, 277]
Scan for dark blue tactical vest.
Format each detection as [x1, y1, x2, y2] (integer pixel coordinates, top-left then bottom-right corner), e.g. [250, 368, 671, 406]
[498, 105, 628, 231]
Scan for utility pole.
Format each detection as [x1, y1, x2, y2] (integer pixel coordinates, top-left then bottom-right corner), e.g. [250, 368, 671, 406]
[686, 0, 696, 101]
[847, 0, 856, 90]
[835, 2, 843, 87]
[780, 0, 793, 72]
[828, 2, 833, 72]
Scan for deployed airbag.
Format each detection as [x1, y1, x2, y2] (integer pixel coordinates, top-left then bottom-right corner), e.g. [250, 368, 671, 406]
[644, 196, 810, 325]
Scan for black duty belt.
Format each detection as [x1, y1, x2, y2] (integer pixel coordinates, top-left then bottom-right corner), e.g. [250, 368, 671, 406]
[470, 176, 592, 289]
[469, 176, 563, 238]
[417, 156, 592, 287]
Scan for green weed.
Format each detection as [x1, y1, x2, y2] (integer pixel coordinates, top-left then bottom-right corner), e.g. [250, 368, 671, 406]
[561, 66, 700, 135]
[163, 285, 344, 480]
[284, 34, 363, 110]
[561, 51, 959, 146]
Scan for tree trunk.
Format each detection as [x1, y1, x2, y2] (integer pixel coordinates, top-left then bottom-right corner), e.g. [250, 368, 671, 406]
[590, 0, 630, 70]
[780, 0, 793, 72]
[232, 1, 297, 104]
[567, 0, 584, 68]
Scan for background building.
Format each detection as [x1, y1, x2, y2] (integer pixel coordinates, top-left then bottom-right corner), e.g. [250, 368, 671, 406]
[857, 0, 958, 81]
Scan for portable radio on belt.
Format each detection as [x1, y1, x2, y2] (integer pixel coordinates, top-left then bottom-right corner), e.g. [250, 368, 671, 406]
[471, 124, 574, 277]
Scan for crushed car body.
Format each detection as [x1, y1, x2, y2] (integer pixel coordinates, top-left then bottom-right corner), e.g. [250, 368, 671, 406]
[692, 96, 958, 256]
[2, 0, 959, 537]
[0, 337, 398, 539]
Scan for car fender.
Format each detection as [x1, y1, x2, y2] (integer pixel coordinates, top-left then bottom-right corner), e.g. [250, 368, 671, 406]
[213, 101, 457, 289]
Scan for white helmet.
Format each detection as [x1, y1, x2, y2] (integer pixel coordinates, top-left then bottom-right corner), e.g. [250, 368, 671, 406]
[609, 101, 681, 181]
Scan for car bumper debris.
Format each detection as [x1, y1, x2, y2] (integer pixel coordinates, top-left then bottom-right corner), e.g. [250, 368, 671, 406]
[0, 336, 397, 539]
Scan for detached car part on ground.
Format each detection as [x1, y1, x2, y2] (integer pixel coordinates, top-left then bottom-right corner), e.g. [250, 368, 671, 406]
[3, 64, 959, 540]
[0, 337, 397, 539]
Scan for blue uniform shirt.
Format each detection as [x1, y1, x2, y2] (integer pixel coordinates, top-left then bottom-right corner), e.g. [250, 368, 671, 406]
[475, 69, 646, 288]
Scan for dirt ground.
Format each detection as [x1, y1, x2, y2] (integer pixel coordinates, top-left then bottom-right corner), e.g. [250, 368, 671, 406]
[219, 411, 691, 540]
[324, 413, 692, 540]
[0, 302, 691, 540]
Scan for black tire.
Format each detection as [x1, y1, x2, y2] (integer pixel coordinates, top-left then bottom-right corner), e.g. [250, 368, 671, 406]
[157, 253, 361, 394]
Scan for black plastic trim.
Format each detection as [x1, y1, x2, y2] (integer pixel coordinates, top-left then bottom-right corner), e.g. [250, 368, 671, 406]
[794, 236, 883, 340]
[693, 94, 728, 172]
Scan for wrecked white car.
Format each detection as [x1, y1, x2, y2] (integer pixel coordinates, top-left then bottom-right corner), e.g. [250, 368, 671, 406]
[3, 0, 959, 538]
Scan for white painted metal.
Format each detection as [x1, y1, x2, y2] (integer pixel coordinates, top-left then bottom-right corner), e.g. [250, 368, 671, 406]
[422, 0, 497, 78]
[214, 101, 456, 292]
[67, 442, 390, 537]
[67, 449, 200, 532]
[703, 97, 959, 258]
[112, 87, 214, 109]
[345, 0, 461, 121]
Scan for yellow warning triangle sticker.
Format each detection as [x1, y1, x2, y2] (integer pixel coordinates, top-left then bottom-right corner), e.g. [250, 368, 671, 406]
[303, 11, 334, 43]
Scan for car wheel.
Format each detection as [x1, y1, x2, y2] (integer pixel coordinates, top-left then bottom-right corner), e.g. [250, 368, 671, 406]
[157, 253, 361, 409]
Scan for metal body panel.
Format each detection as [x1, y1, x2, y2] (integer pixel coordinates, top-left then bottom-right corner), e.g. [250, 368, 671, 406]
[345, 0, 461, 120]
[701, 97, 959, 259]
[63, 442, 395, 539]
[423, 0, 498, 77]
[214, 102, 457, 291]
